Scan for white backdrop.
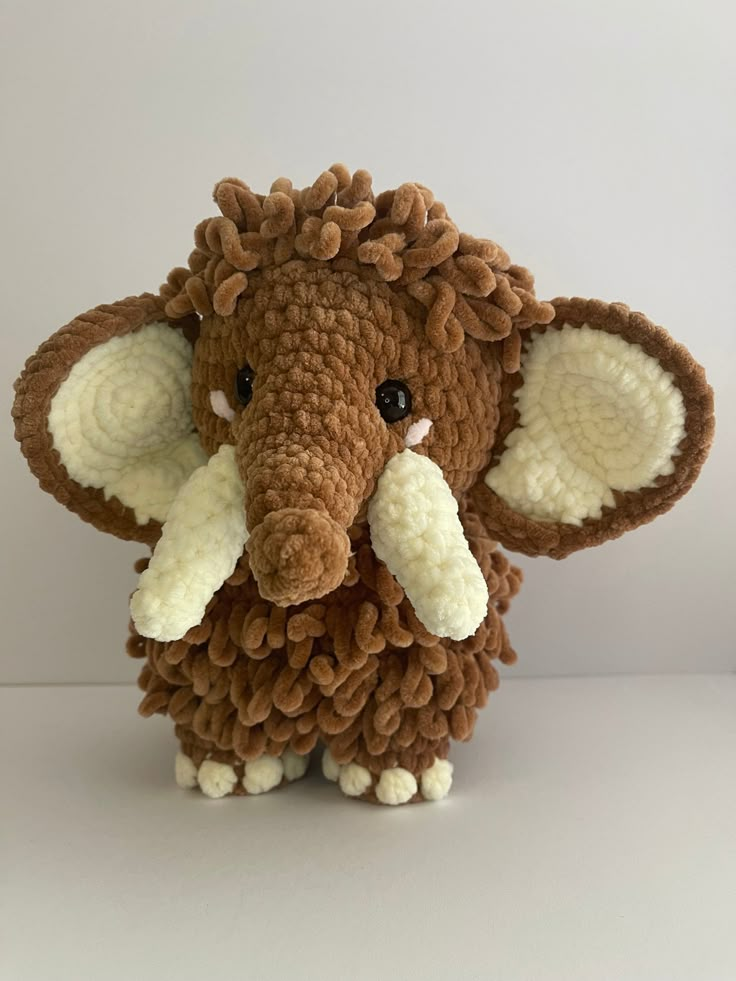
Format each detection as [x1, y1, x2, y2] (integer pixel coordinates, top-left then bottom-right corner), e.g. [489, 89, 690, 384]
[1, 0, 733, 683]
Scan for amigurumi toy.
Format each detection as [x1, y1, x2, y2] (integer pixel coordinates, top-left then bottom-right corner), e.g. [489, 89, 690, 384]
[13, 165, 714, 805]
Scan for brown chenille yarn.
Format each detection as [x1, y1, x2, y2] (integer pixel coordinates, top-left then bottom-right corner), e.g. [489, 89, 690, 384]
[246, 509, 351, 606]
[13, 164, 714, 803]
[160, 164, 554, 366]
[132, 498, 521, 784]
[470, 298, 716, 559]
[186, 257, 522, 614]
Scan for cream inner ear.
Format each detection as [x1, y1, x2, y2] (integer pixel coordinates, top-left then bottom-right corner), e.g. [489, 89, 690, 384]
[367, 450, 489, 642]
[130, 444, 248, 642]
[485, 324, 687, 526]
[47, 322, 206, 525]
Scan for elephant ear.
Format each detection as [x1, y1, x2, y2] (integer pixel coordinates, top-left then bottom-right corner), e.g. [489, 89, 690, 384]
[472, 298, 714, 559]
[13, 293, 206, 546]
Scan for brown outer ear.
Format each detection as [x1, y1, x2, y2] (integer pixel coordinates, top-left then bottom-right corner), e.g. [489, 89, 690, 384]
[469, 297, 715, 559]
[12, 293, 200, 547]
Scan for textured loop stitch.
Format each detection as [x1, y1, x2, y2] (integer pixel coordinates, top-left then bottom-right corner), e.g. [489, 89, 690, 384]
[161, 164, 554, 358]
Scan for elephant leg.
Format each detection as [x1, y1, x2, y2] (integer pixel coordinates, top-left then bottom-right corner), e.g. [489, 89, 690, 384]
[174, 725, 310, 799]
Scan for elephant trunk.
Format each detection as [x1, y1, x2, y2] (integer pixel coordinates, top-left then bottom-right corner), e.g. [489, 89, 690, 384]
[239, 431, 369, 607]
[246, 508, 350, 606]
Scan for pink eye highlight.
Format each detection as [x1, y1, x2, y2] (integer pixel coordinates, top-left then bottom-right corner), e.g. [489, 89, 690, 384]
[209, 389, 235, 422]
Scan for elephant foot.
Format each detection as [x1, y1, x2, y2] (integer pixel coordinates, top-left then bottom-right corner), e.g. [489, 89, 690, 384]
[321, 748, 453, 805]
[175, 749, 310, 799]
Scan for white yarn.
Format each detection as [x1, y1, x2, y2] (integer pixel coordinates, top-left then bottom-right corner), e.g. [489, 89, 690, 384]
[321, 748, 340, 782]
[197, 760, 237, 799]
[174, 752, 198, 789]
[368, 449, 489, 641]
[420, 758, 453, 801]
[375, 767, 418, 805]
[130, 444, 248, 642]
[243, 755, 284, 794]
[48, 322, 206, 524]
[338, 762, 372, 797]
[281, 749, 309, 782]
[485, 324, 686, 525]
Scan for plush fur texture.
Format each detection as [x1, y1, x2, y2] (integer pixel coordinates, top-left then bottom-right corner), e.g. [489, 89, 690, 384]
[12, 165, 715, 804]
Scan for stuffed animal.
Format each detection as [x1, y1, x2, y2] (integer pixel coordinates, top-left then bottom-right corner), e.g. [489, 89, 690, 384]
[12, 165, 714, 805]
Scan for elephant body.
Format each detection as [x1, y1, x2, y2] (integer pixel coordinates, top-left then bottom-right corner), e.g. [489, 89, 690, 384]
[131, 499, 520, 800]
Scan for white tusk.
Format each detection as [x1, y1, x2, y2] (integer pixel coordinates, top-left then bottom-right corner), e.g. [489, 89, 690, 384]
[367, 449, 489, 641]
[130, 443, 248, 642]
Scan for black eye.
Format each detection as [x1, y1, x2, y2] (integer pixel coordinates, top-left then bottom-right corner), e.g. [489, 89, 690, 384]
[376, 380, 412, 423]
[235, 365, 254, 406]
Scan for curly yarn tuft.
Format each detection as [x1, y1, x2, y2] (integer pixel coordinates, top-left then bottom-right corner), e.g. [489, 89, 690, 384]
[159, 164, 554, 367]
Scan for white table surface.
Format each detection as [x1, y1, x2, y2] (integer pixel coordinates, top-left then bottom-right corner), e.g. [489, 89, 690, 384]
[2, 675, 734, 981]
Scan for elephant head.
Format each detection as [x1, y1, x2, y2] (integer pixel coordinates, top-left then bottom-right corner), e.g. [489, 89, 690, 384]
[13, 166, 714, 646]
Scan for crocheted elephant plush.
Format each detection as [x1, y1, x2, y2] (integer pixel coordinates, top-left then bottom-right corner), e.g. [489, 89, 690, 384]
[13, 165, 714, 804]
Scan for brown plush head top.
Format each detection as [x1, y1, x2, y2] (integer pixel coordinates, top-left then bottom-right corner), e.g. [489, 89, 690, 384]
[13, 164, 714, 644]
[161, 164, 553, 365]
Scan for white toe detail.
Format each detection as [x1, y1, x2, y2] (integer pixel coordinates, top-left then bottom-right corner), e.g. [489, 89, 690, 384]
[282, 749, 309, 782]
[197, 760, 237, 799]
[175, 752, 198, 789]
[376, 767, 418, 805]
[338, 762, 373, 797]
[174, 753, 197, 790]
[243, 755, 284, 795]
[420, 759, 453, 801]
[321, 748, 340, 782]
